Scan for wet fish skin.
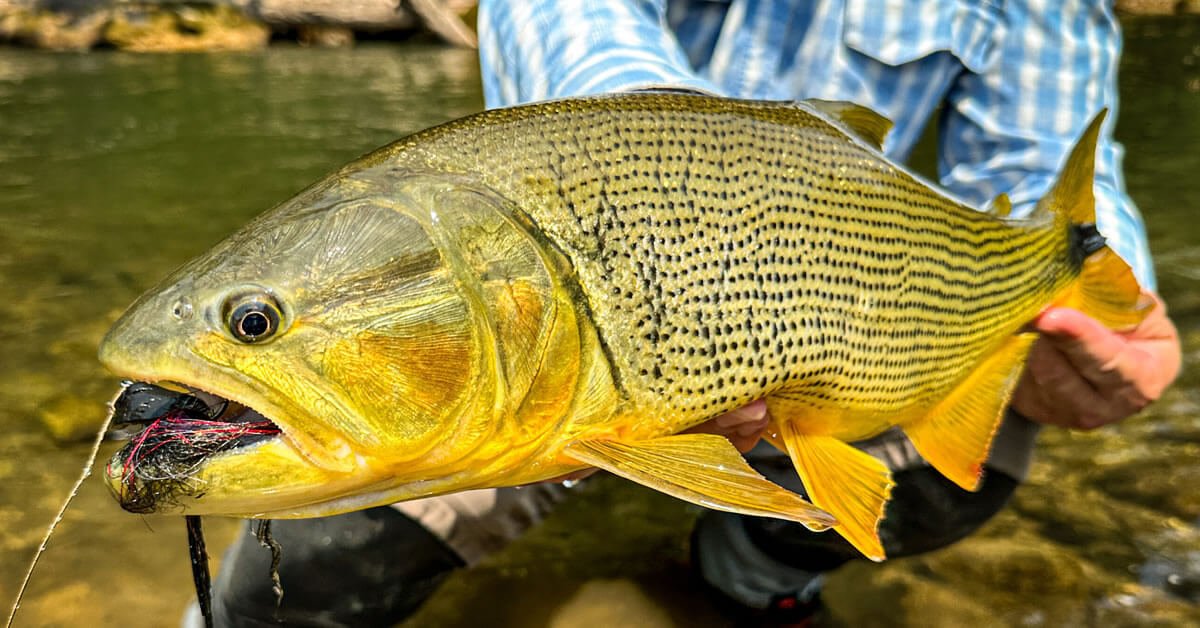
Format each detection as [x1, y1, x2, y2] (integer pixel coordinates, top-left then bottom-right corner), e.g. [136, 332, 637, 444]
[99, 93, 1148, 558]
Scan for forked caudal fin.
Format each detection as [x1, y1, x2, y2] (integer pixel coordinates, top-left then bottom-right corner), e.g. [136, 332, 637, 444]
[1038, 109, 1153, 329]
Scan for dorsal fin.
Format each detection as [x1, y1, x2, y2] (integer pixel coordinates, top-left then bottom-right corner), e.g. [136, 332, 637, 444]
[805, 99, 893, 150]
[988, 192, 1012, 217]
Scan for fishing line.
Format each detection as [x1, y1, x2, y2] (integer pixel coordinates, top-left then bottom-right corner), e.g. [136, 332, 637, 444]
[254, 520, 284, 615]
[5, 412, 114, 628]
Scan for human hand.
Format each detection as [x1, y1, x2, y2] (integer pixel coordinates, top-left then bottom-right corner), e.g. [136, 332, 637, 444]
[683, 399, 770, 452]
[1012, 291, 1181, 430]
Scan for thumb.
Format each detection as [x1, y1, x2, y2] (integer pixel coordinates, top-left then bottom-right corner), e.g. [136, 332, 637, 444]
[1032, 307, 1127, 378]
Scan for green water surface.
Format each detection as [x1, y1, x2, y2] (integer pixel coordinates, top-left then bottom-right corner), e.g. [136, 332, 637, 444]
[1, 18, 1198, 627]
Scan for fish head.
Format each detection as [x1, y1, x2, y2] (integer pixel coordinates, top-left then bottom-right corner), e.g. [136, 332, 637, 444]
[99, 166, 562, 517]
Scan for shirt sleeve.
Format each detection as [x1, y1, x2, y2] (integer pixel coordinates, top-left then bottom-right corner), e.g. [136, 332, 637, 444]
[478, 0, 723, 108]
[936, 1, 1155, 289]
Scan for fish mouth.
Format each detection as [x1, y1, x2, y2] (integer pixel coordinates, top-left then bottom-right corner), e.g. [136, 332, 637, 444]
[105, 380, 283, 513]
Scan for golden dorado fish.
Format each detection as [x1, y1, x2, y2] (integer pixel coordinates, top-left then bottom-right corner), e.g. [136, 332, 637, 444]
[99, 93, 1149, 560]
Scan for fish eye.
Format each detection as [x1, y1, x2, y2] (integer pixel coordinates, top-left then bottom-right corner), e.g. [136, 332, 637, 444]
[224, 295, 282, 344]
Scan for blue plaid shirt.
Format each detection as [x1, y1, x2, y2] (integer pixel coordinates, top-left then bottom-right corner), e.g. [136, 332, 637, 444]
[479, 0, 1155, 289]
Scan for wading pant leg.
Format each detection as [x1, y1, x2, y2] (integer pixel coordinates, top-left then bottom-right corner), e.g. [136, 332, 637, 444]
[693, 410, 1038, 610]
[205, 484, 573, 628]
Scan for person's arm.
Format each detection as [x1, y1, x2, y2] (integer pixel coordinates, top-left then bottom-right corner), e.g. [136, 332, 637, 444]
[938, 3, 1150, 287]
[477, 0, 721, 108]
[936, 3, 1179, 428]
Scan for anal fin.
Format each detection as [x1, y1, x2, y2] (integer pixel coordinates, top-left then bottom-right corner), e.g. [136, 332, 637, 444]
[777, 423, 893, 561]
[563, 434, 835, 531]
[904, 333, 1037, 492]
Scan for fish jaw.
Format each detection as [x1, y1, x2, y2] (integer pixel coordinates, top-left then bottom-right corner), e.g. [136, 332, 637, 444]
[99, 282, 362, 475]
[95, 374, 374, 517]
[105, 435, 339, 517]
[97, 284, 373, 514]
[101, 409, 488, 520]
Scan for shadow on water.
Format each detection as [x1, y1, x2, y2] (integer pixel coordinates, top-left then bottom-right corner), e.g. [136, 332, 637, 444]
[1, 16, 1198, 628]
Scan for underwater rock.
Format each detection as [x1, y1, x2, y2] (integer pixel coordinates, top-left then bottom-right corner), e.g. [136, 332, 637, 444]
[1093, 586, 1200, 625]
[295, 24, 354, 48]
[547, 579, 673, 628]
[824, 530, 1200, 626]
[1131, 524, 1200, 602]
[919, 536, 1098, 597]
[912, 535, 1116, 626]
[1013, 480, 1174, 572]
[0, 8, 107, 50]
[1091, 456, 1200, 521]
[38, 390, 108, 442]
[1139, 552, 1200, 603]
[31, 316, 122, 441]
[823, 563, 1005, 628]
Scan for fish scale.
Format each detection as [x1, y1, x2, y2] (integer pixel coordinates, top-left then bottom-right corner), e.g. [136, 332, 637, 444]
[376, 94, 1072, 426]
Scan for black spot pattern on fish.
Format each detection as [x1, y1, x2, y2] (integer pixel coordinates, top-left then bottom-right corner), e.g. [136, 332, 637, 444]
[376, 94, 1078, 424]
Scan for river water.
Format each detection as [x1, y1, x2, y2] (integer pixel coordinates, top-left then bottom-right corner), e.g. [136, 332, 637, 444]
[1, 17, 1197, 627]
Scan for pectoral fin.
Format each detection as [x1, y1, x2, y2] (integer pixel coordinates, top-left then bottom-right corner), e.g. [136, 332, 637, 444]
[564, 434, 835, 530]
[777, 423, 893, 561]
[903, 333, 1037, 492]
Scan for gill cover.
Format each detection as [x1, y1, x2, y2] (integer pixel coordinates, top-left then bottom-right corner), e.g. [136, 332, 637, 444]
[99, 165, 568, 514]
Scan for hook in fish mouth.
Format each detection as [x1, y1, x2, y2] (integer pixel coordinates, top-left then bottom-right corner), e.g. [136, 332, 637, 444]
[105, 380, 282, 513]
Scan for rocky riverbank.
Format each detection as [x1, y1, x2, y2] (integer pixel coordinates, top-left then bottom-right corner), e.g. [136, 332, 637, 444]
[4, 1, 1199, 53]
[0, 0, 476, 51]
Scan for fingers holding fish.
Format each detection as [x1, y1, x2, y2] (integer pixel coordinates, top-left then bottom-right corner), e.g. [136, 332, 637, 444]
[1015, 291, 1181, 430]
[1014, 339, 1118, 430]
[1041, 292, 1180, 403]
[1035, 307, 1130, 386]
[684, 400, 771, 453]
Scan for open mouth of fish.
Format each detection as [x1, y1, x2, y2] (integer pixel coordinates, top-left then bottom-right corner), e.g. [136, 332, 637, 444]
[106, 381, 282, 513]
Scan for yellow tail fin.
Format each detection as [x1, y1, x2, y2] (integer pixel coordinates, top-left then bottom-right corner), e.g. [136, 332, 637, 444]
[1060, 248, 1154, 329]
[1039, 110, 1106, 225]
[1038, 109, 1152, 329]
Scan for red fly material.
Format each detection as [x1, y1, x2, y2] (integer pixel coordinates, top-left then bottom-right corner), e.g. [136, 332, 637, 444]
[108, 408, 280, 512]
